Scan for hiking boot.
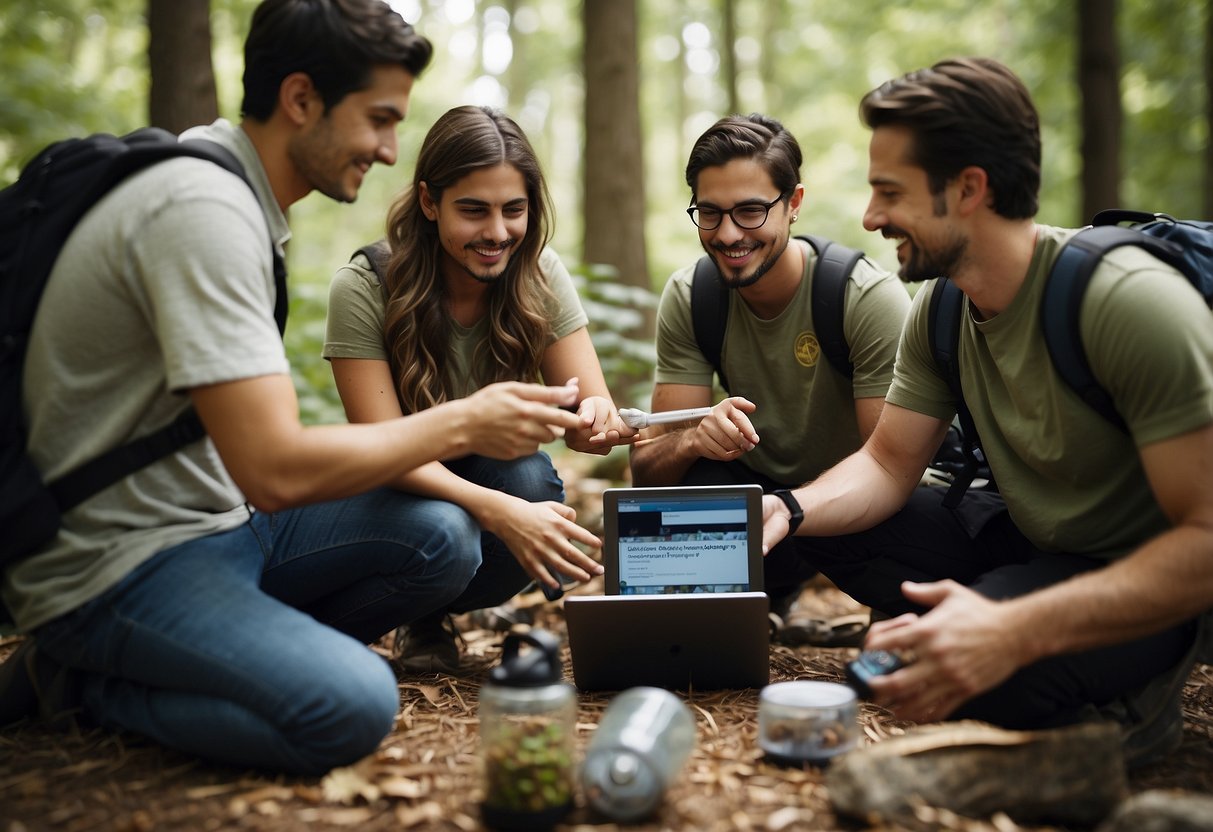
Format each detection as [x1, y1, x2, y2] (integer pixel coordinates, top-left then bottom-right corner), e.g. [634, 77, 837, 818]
[0, 639, 39, 725]
[766, 585, 803, 628]
[1095, 649, 1195, 769]
[465, 601, 532, 632]
[776, 612, 870, 648]
[0, 638, 82, 727]
[392, 614, 462, 676]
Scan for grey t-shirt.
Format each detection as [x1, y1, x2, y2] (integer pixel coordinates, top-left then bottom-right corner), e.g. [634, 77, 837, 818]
[4, 119, 291, 630]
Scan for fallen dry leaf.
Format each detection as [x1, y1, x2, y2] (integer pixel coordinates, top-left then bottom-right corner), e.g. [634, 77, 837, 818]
[394, 800, 444, 827]
[378, 775, 427, 799]
[320, 765, 381, 805]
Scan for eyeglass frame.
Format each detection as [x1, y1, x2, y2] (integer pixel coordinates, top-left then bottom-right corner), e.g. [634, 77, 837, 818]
[685, 191, 792, 231]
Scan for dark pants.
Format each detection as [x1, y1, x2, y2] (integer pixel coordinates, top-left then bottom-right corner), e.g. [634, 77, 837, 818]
[799, 486, 1197, 729]
[679, 458, 819, 606]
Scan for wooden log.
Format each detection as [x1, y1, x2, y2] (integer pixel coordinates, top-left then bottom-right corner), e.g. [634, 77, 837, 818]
[826, 720, 1127, 827]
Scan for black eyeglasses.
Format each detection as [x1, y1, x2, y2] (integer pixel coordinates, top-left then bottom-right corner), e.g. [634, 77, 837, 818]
[686, 194, 787, 231]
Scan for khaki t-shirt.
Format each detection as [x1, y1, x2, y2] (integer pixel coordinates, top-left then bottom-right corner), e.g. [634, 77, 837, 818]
[324, 248, 588, 398]
[655, 239, 910, 484]
[888, 224, 1213, 558]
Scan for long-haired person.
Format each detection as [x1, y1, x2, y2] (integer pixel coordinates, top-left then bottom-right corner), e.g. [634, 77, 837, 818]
[325, 105, 635, 673]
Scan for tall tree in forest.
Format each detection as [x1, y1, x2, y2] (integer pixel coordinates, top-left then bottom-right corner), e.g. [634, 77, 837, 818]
[759, 0, 787, 116]
[148, 0, 218, 132]
[1206, 0, 1213, 219]
[1078, 0, 1121, 220]
[582, 0, 652, 328]
[721, 0, 739, 116]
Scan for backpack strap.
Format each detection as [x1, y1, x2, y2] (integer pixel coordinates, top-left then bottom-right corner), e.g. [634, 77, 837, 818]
[927, 279, 985, 508]
[44, 137, 288, 513]
[690, 254, 731, 392]
[48, 411, 207, 511]
[689, 235, 865, 389]
[1042, 225, 1188, 435]
[353, 239, 392, 281]
[799, 234, 862, 380]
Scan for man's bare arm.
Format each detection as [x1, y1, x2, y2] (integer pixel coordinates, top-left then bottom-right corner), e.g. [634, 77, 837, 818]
[863, 423, 1213, 722]
[191, 374, 581, 512]
[761, 403, 950, 549]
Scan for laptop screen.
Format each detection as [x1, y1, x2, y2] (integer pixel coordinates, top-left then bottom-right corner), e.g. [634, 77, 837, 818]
[602, 485, 764, 595]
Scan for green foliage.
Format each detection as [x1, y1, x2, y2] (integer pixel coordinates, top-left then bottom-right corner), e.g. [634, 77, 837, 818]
[1, 0, 1206, 427]
[569, 261, 659, 410]
[285, 275, 348, 426]
[1119, 0, 1207, 217]
[0, 0, 146, 179]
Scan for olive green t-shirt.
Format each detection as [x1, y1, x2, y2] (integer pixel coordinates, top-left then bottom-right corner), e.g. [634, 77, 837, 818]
[888, 224, 1213, 558]
[655, 239, 910, 484]
[324, 247, 588, 398]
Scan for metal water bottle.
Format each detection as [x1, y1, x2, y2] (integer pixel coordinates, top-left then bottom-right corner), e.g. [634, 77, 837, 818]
[479, 629, 576, 830]
[581, 686, 696, 822]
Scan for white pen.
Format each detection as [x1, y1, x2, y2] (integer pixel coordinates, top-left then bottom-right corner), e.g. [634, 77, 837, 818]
[619, 407, 712, 429]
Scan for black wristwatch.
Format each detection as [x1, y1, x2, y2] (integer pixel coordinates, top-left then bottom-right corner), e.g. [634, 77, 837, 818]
[771, 489, 803, 534]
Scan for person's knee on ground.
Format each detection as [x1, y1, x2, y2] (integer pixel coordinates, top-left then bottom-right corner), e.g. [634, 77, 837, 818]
[277, 646, 399, 775]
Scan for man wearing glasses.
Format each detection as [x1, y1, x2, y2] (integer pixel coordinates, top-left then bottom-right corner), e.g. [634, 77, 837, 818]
[630, 114, 910, 636]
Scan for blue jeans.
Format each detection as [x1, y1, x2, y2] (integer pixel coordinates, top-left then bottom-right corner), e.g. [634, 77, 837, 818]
[438, 451, 565, 614]
[34, 487, 480, 775]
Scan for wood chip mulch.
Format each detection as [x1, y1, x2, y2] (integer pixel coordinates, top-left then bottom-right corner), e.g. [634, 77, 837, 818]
[2, 471, 1210, 830]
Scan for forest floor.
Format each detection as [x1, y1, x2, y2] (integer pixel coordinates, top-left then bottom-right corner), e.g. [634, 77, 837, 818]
[2, 464, 1211, 832]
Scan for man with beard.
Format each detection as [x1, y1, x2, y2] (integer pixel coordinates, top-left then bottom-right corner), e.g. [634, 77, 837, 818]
[761, 58, 1213, 767]
[629, 114, 909, 637]
[0, 0, 588, 774]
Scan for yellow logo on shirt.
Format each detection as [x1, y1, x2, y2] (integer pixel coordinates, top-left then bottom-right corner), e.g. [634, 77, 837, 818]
[795, 332, 821, 367]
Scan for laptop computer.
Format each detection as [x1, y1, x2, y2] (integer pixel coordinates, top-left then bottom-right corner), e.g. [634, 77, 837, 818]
[564, 484, 770, 691]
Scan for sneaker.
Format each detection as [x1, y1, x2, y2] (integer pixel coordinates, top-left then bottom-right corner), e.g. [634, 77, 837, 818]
[392, 614, 463, 676]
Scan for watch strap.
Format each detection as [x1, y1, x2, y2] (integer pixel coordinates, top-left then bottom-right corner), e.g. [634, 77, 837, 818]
[772, 489, 803, 534]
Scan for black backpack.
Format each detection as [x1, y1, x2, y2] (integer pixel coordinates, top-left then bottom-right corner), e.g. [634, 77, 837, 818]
[690, 233, 864, 391]
[929, 209, 1213, 507]
[351, 239, 391, 281]
[0, 127, 288, 569]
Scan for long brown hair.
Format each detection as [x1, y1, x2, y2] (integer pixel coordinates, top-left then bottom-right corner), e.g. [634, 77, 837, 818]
[381, 105, 556, 414]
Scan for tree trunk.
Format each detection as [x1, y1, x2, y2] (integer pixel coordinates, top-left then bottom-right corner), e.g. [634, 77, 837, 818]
[1078, 0, 1121, 222]
[148, 0, 218, 133]
[1205, 0, 1213, 219]
[582, 0, 652, 316]
[760, 0, 786, 114]
[721, 0, 738, 116]
[674, 0, 689, 176]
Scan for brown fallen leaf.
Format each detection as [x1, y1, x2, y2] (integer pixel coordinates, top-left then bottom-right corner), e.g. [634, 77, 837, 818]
[379, 775, 428, 799]
[320, 764, 381, 805]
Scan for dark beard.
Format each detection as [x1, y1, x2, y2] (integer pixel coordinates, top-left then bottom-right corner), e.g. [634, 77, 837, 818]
[710, 236, 788, 289]
[895, 230, 967, 284]
[461, 239, 517, 284]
